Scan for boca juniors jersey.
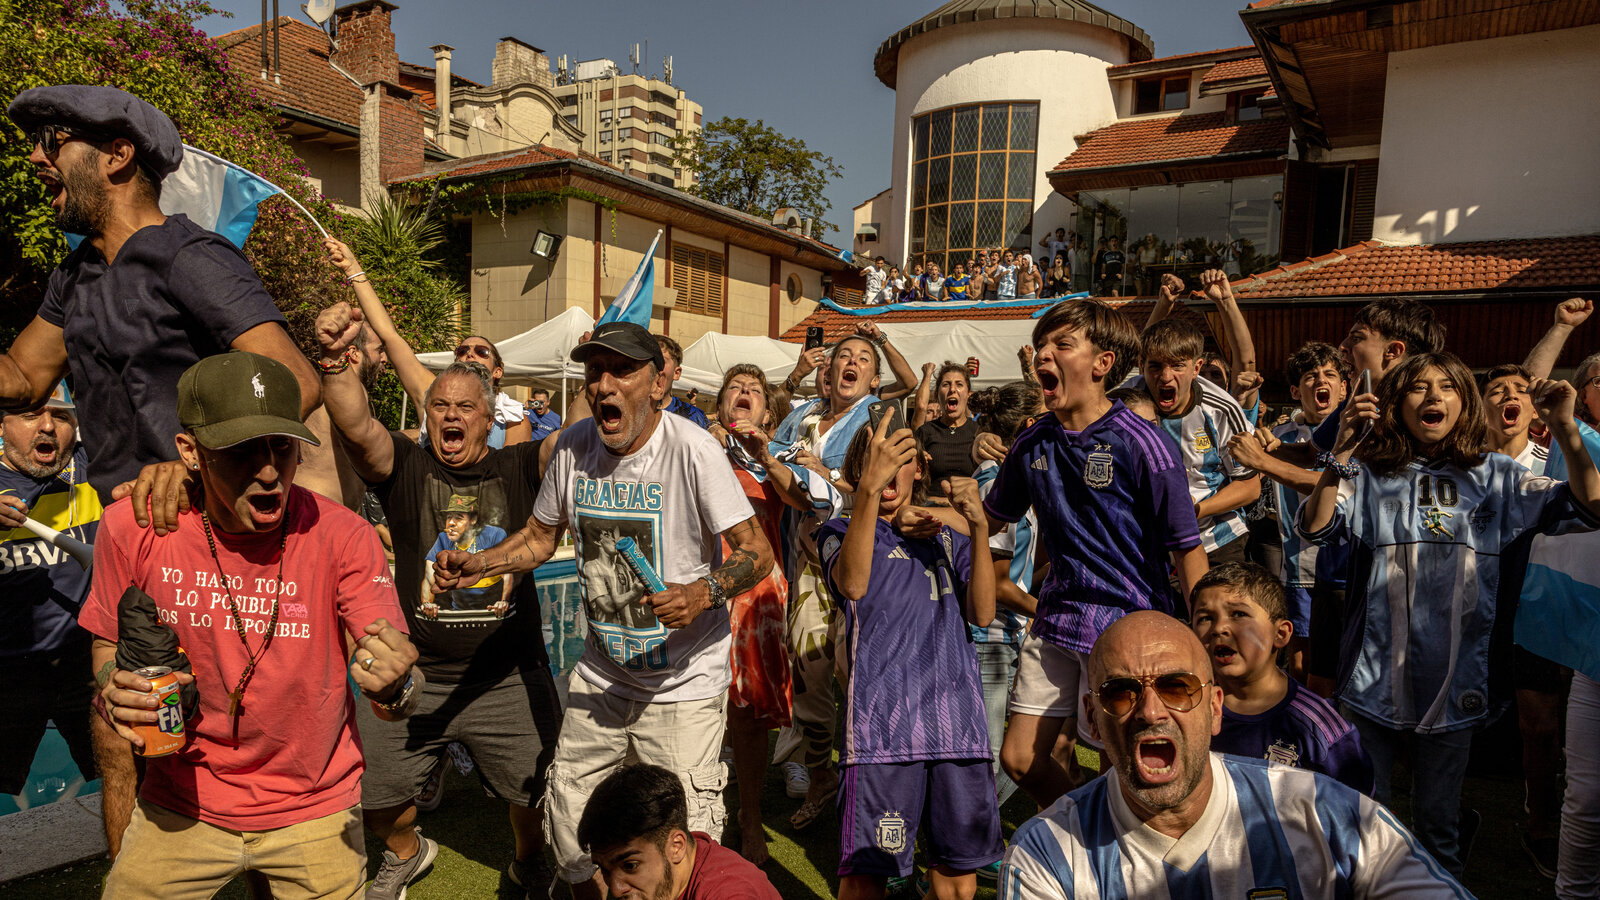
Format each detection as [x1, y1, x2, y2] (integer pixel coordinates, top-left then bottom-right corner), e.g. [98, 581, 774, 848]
[983, 402, 1201, 654]
[819, 518, 991, 765]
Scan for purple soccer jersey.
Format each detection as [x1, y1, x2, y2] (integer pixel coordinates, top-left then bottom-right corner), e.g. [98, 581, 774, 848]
[982, 401, 1202, 654]
[1214, 678, 1375, 796]
[819, 518, 992, 765]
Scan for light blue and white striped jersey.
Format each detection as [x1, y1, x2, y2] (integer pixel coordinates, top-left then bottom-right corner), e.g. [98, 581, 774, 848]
[1271, 414, 1353, 631]
[972, 460, 1032, 645]
[1301, 454, 1600, 732]
[999, 753, 1470, 899]
[1129, 375, 1255, 552]
[1507, 439, 1549, 476]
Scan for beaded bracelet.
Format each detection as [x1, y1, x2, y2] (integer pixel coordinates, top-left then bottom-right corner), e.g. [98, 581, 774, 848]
[315, 347, 356, 374]
[1318, 450, 1361, 480]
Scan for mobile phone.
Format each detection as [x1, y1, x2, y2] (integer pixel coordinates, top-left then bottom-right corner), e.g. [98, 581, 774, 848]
[1354, 369, 1373, 441]
[805, 326, 825, 351]
[868, 400, 905, 436]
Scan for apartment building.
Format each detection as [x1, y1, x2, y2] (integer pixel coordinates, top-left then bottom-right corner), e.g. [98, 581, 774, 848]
[551, 61, 703, 191]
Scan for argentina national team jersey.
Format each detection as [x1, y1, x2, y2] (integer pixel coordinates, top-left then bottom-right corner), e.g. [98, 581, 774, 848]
[983, 403, 1200, 655]
[1509, 439, 1549, 476]
[818, 518, 992, 765]
[1301, 454, 1600, 732]
[1129, 376, 1255, 552]
[972, 460, 1033, 645]
[1000, 753, 1470, 899]
[1271, 415, 1353, 622]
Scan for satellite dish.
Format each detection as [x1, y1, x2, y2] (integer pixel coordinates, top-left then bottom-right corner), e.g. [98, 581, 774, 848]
[303, 0, 334, 25]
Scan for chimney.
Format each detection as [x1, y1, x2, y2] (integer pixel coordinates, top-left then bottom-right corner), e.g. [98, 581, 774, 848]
[331, 0, 400, 87]
[431, 44, 453, 134]
[492, 36, 553, 89]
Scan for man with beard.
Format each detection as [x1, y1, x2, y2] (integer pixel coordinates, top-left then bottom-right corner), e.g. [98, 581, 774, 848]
[999, 611, 1465, 898]
[431, 321, 774, 900]
[0, 384, 100, 805]
[0, 85, 319, 500]
[315, 302, 565, 900]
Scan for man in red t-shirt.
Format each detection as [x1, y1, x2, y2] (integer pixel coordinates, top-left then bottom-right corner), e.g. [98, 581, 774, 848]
[579, 764, 781, 900]
[81, 352, 419, 899]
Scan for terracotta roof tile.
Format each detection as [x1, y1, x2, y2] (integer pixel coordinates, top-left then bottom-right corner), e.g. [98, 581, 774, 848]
[397, 144, 587, 182]
[1201, 56, 1268, 85]
[1106, 45, 1255, 76]
[215, 18, 363, 129]
[1231, 235, 1600, 299]
[1051, 112, 1288, 173]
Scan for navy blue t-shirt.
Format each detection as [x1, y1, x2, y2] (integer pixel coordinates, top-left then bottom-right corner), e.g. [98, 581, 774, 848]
[36, 215, 286, 497]
[0, 449, 102, 658]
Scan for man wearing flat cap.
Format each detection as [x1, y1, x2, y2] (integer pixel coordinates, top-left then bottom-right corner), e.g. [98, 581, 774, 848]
[79, 351, 416, 899]
[432, 320, 776, 900]
[0, 84, 319, 502]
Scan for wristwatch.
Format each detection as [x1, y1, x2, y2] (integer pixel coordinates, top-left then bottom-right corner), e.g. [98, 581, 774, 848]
[371, 670, 416, 713]
[700, 575, 728, 610]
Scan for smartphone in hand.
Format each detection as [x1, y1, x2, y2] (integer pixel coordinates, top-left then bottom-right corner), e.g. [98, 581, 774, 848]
[805, 326, 825, 351]
[868, 399, 905, 436]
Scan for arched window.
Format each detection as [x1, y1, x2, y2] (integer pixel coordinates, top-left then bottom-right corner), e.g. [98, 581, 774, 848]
[785, 274, 803, 303]
[910, 102, 1038, 274]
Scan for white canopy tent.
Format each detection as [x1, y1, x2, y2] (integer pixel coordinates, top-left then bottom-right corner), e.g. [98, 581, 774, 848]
[877, 319, 1040, 390]
[416, 306, 596, 386]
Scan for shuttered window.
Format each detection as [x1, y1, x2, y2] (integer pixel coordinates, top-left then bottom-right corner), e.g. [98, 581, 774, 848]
[671, 244, 725, 317]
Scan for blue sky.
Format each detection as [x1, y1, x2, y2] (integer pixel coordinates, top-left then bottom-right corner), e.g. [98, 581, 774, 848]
[196, 0, 1254, 236]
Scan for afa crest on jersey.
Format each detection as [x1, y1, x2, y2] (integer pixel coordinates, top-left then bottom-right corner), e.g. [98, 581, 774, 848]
[1193, 430, 1214, 453]
[1266, 739, 1301, 767]
[876, 811, 907, 853]
[1085, 445, 1114, 489]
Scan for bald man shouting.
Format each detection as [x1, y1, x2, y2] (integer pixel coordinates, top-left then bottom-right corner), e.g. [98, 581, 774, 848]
[999, 611, 1471, 899]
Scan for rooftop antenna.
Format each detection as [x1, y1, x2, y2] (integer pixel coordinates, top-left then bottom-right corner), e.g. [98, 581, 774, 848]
[629, 43, 640, 74]
[557, 54, 569, 84]
[302, 0, 335, 49]
[663, 55, 673, 84]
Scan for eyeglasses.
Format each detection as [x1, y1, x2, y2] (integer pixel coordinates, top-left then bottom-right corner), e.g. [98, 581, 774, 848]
[455, 344, 493, 361]
[1584, 375, 1600, 392]
[28, 125, 96, 157]
[1095, 672, 1210, 717]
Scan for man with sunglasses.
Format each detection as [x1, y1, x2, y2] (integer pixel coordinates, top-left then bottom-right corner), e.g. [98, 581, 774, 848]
[999, 611, 1467, 898]
[1, 86, 319, 501]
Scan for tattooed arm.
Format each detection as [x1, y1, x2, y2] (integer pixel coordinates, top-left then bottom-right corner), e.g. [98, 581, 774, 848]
[648, 516, 774, 628]
[431, 514, 560, 593]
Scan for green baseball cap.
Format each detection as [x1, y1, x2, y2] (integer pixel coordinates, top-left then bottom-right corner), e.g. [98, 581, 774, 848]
[177, 352, 319, 450]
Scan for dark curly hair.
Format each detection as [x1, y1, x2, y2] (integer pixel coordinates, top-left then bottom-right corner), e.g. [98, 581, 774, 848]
[1356, 352, 1485, 477]
[969, 381, 1044, 445]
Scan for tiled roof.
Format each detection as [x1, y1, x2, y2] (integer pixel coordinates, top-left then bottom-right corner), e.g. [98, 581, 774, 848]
[1106, 45, 1254, 76]
[1231, 235, 1600, 299]
[215, 17, 363, 129]
[1052, 112, 1288, 172]
[396, 144, 590, 181]
[1201, 56, 1268, 85]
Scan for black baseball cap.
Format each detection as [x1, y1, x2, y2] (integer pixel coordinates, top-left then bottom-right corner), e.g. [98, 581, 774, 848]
[177, 352, 319, 450]
[7, 85, 183, 180]
[571, 321, 665, 369]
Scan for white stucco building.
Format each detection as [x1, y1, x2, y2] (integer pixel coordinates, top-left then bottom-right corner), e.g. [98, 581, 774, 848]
[871, 0, 1152, 272]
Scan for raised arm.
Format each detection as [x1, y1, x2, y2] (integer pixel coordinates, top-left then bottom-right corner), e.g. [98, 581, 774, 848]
[1227, 431, 1321, 495]
[859, 322, 918, 402]
[1303, 390, 1377, 534]
[1199, 269, 1260, 409]
[947, 476, 995, 628]
[911, 361, 937, 429]
[1144, 273, 1183, 330]
[313, 302, 395, 483]
[325, 238, 436, 408]
[1524, 298, 1594, 380]
[835, 416, 914, 601]
[0, 317, 68, 412]
[1534, 377, 1600, 519]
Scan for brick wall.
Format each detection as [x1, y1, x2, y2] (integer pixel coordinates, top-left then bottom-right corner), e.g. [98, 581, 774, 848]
[492, 37, 552, 89]
[378, 83, 423, 183]
[332, 0, 399, 86]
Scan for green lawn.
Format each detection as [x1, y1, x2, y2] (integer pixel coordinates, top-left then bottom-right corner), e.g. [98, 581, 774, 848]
[0, 732, 1555, 899]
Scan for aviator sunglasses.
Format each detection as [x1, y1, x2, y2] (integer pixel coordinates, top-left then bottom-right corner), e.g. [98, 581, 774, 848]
[1095, 672, 1211, 717]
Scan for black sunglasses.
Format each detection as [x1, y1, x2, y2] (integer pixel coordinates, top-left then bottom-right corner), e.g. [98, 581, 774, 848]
[29, 125, 102, 157]
[1095, 672, 1210, 717]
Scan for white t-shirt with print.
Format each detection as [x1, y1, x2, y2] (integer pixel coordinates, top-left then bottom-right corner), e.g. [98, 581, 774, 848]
[534, 413, 754, 702]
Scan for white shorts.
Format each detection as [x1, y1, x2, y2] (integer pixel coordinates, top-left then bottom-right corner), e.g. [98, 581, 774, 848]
[1008, 633, 1098, 747]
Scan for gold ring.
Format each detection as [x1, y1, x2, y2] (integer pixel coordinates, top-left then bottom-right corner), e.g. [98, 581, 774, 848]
[361, 656, 376, 670]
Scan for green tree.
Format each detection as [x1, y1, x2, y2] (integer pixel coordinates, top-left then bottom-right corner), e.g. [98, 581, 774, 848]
[0, 0, 463, 427]
[672, 116, 842, 238]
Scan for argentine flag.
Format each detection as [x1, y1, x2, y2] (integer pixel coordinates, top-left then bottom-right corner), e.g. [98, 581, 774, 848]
[1517, 420, 1600, 681]
[66, 144, 326, 250]
[597, 229, 662, 328]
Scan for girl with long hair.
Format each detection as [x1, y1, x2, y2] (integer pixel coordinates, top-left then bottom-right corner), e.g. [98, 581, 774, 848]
[1301, 351, 1600, 878]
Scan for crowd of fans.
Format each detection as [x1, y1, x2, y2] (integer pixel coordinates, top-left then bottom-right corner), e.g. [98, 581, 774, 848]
[5, 83, 1600, 900]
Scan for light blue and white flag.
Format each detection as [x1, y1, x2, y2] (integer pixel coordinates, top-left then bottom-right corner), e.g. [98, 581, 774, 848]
[597, 229, 662, 328]
[65, 144, 326, 251]
[1517, 420, 1600, 681]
